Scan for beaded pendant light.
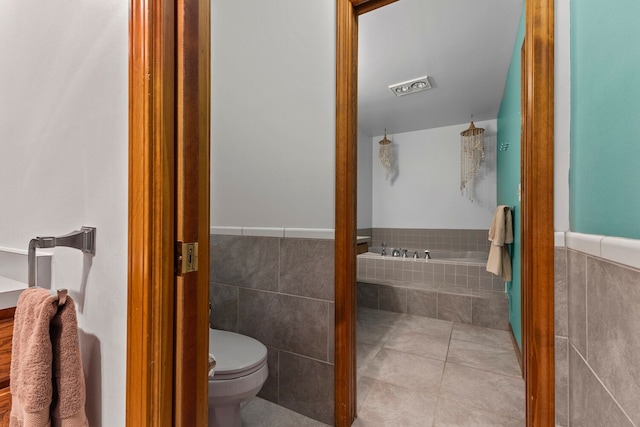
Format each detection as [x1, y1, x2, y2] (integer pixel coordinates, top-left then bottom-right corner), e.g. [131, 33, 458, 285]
[378, 129, 393, 180]
[460, 121, 485, 201]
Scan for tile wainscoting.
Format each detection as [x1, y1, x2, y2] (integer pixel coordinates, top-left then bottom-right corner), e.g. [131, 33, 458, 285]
[370, 228, 491, 253]
[555, 232, 640, 426]
[210, 233, 335, 425]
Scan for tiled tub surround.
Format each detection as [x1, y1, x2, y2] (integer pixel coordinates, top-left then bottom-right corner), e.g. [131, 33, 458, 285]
[357, 254, 508, 330]
[370, 228, 491, 253]
[554, 232, 640, 427]
[210, 234, 335, 425]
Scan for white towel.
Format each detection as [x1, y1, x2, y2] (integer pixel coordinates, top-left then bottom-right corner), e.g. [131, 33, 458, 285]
[486, 205, 513, 281]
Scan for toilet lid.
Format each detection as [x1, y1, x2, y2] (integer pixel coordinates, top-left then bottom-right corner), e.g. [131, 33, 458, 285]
[209, 329, 267, 377]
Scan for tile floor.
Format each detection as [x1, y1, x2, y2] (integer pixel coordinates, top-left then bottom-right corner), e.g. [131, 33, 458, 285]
[241, 307, 524, 426]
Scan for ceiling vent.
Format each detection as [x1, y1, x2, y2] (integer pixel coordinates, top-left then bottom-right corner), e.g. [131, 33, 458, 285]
[389, 76, 431, 96]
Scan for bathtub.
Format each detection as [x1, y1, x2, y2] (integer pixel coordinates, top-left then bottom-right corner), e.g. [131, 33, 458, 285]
[356, 245, 507, 329]
[357, 246, 504, 293]
[367, 246, 488, 264]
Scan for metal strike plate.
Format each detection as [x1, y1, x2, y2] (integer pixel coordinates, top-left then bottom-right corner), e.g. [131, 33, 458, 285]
[176, 242, 198, 275]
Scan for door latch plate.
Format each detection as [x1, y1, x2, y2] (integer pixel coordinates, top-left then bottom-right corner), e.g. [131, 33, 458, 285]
[176, 242, 198, 276]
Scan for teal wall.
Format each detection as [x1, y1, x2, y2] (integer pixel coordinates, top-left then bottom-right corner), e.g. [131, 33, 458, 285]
[570, 0, 640, 238]
[497, 6, 525, 350]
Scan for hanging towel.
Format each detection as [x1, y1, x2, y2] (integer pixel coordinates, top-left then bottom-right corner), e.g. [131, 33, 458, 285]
[10, 288, 88, 427]
[50, 295, 88, 427]
[486, 205, 513, 281]
[10, 288, 58, 427]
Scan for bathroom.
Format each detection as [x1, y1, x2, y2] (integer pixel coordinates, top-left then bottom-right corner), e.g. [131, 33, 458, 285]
[2, 0, 640, 426]
[209, 0, 524, 424]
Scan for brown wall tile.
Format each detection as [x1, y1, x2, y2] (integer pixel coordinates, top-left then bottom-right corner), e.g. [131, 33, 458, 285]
[238, 288, 329, 361]
[279, 351, 334, 425]
[211, 235, 279, 291]
[567, 250, 587, 355]
[569, 344, 633, 426]
[209, 282, 238, 332]
[279, 238, 334, 301]
[555, 336, 568, 427]
[438, 293, 472, 324]
[586, 257, 640, 425]
[554, 248, 568, 337]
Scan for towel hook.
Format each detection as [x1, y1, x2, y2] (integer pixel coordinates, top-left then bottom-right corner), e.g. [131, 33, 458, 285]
[57, 289, 68, 306]
[28, 226, 96, 287]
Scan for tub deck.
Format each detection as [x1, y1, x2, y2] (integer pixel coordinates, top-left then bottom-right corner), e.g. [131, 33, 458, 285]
[357, 252, 508, 330]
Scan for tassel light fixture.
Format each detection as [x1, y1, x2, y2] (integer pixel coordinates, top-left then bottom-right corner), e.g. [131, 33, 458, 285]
[460, 121, 485, 201]
[378, 129, 393, 180]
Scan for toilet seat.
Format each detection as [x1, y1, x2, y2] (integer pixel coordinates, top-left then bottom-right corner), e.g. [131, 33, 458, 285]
[208, 329, 267, 380]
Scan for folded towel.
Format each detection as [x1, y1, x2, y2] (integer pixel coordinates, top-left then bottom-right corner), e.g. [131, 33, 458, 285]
[486, 205, 513, 281]
[10, 288, 88, 427]
[208, 354, 217, 378]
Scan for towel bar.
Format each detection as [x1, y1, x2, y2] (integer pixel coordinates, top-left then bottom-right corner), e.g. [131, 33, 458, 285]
[27, 226, 96, 287]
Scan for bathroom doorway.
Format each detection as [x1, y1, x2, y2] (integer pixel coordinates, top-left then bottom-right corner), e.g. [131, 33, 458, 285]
[335, 0, 555, 425]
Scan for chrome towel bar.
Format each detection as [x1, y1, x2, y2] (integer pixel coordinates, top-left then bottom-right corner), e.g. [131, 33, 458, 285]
[28, 226, 96, 287]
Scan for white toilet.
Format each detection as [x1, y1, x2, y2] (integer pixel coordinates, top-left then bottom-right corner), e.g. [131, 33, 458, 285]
[208, 329, 268, 427]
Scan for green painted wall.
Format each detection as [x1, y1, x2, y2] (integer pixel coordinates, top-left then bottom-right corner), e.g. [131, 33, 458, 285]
[497, 5, 525, 350]
[570, 0, 640, 238]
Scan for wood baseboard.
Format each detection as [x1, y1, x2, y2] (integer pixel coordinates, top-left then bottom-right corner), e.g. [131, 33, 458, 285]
[509, 323, 524, 379]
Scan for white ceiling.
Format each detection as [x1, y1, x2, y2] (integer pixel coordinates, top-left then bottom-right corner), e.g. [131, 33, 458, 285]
[358, 0, 524, 137]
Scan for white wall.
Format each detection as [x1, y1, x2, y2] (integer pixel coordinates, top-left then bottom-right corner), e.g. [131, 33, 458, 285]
[0, 1, 128, 425]
[372, 120, 497, 229]
[357, 127, 373, 228]
[555, 0, 571, 232]
[211, 0, 336, 229]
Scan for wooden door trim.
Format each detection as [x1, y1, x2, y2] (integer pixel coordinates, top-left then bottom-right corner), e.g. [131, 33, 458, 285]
[335, 1, 358, 425]
[127, 0, 176, 424]
[127, 0, 210, 424]
[173, 0, 211, 424]
[334, 3, 399, 426]
[523, 0, 555, 424]
[335, 0, 555, 425]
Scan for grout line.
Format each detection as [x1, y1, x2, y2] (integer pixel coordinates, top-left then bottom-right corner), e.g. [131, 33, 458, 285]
[569, 342, 636, 426]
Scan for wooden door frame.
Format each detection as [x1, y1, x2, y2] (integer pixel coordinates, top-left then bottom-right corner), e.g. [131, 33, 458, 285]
[127, 0, 210, 425]
[335, 0, 555, 425]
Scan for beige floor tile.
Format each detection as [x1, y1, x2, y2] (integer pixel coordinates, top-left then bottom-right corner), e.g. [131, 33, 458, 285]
[353, 380, 438, 427]
[439, 363, 525, 420]
[243, 309, 524, 426]
[357, 307, 404, 327]
[447, 339, 522, 378]
[357, 342, 382, 378]
[357, 322, 395, 346]
[363, 348, 445, 394]
[241, 397, 329, 427]
[451, 323, 513, 349]
[434, 398, 524, 426]
[384, 329, 450, 361]
[357, 376, 376, 408]
[394, 314, 454, 338]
